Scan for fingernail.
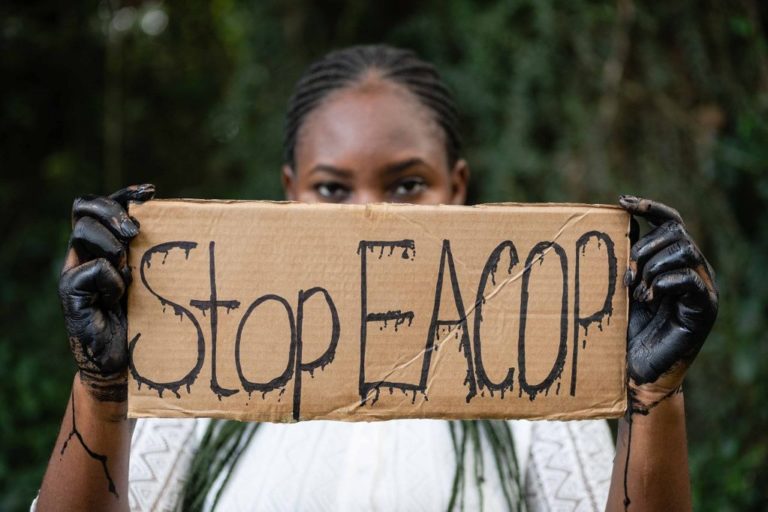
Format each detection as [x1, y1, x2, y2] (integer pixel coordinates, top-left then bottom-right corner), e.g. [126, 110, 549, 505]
[620, 195, 638, 204]
[123, 265, 133, 286]
[136, 184, 156, 199]
[623, 267, 634, 287]
[121, 219, 139, 237]
[633, 282, 646, 301]
[644, 288, 653, 302]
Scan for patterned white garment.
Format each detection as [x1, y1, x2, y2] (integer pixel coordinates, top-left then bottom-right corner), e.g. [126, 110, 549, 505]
[32, 417, 614, 511]
[524, 420, 615, 511]
[128, 418, 613, 511]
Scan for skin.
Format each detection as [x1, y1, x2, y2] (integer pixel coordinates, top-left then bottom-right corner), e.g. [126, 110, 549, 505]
[38, 75, 715, 511]
[282, 76, 468, 205]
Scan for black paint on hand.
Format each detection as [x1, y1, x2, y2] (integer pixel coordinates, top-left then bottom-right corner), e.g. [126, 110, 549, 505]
[59, 184, 155, 401]
[619, 195, 718, 388]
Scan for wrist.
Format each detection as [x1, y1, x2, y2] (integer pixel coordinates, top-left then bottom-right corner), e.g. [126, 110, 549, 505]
[73, 372, 129, 423]
[628, 380, 684, 416]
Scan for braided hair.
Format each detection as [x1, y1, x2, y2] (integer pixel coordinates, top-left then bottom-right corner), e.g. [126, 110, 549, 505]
[283, 44, 462, 170]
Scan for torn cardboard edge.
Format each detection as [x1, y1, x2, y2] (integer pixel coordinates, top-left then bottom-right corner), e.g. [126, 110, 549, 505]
[127, 200, 630, 422]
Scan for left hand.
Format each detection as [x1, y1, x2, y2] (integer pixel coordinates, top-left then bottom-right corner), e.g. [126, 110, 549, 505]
[619, 195, 718, 411]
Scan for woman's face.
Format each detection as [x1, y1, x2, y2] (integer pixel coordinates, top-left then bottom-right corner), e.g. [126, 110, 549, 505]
[282, 77, 468, 205]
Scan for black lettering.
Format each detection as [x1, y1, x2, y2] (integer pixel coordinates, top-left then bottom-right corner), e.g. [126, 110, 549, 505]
[190, 242, 240, 399]
[128, 241, 205, 398]
[427, 240, 476, 402]
[571, 231, 617, 395]
[518, 241, 568, 400]
[357, 240, 420, 404]
[235, 294, 296, 397]
[473, 241, 520, 397]
[293, 287, 340, 420]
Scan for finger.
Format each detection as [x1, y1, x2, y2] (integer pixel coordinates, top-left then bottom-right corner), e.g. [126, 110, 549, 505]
[695, 258, 718, 298]
[84, 309, 126, 362]
[61, 245, 81, 275]
[60, 258, 125, 308]
[109, 183, 156, 207]
[624, 221, 686, 287]
[72, 196, 139, 240]
[627, 297, 683, 385]
[646, 268, 715, 314]
[93, 310, 129, 374]
[71, 217, 128, 275]
[640, 239, 704, 291]
[67, 307, 127, 378]
[629, 330, 692, 386]
[629, 217, 640, 246]
[627, 298, 654, 339]
[619, 195, 684, 227]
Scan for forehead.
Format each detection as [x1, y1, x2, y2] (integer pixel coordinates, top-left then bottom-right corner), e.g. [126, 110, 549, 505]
[294, 78, 447, 168]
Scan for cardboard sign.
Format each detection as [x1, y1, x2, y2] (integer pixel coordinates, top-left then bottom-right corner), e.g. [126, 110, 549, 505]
[126, 200, 630, 422]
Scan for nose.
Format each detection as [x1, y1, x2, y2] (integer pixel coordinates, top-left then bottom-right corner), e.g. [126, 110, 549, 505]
[351, 189, 386, 205]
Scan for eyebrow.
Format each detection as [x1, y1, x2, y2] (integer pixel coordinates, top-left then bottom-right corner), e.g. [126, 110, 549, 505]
[309, 164, 355, 179]
[308, 158, 429, 179]
[383, 158, 428, 176]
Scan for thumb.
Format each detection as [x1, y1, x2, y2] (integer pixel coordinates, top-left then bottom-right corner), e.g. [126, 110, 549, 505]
[109, 183, 156, 208]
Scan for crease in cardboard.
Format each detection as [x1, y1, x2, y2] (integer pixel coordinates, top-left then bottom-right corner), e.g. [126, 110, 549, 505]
[470, 208, 594, 318]
[360, 208, 598, 380]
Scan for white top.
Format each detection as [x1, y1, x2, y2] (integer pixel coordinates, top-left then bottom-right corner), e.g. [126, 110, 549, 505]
[122, 417, 614, 511]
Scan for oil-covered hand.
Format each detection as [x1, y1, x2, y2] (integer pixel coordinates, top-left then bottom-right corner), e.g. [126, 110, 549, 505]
[58, 184, 155, 401]
[619, 195, 718, 410]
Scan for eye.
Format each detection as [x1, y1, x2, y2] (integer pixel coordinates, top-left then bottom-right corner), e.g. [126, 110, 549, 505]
[314, 182, 351, 202]
[391, 177, 427, 198]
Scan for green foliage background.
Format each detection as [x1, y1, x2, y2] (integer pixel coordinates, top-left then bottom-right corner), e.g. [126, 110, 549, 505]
[1, 1, 766, 510]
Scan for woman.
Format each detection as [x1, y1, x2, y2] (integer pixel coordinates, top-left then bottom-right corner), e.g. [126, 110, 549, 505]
[36, 45, 717, 511]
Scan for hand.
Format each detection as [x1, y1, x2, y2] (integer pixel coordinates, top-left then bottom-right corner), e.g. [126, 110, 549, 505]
[58, 184, 155, 401]
[619, 195, 718, 411]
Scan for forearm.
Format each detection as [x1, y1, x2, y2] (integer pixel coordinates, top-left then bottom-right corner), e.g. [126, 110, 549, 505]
[37, 373, 135, 512]
[606, 391, 691, 511]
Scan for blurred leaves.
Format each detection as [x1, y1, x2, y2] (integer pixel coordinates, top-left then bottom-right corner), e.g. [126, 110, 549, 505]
[1, 0, 767, 510]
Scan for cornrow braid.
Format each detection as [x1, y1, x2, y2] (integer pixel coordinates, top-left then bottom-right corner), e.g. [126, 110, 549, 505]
[283, 44, 462, 169]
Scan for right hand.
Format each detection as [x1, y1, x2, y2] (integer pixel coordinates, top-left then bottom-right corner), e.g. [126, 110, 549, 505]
[619, 196, 718, 411]
[58, 184, 155, 401]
